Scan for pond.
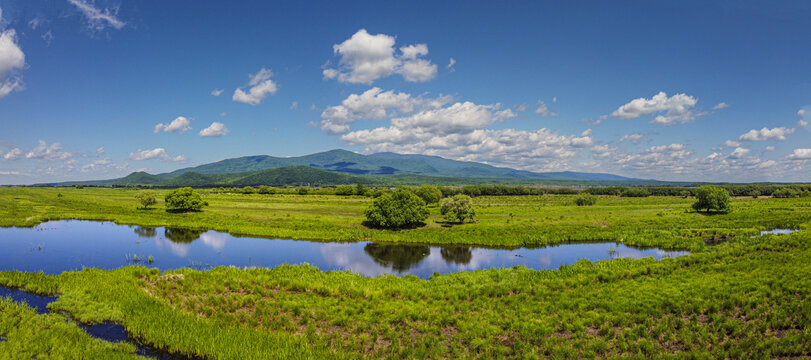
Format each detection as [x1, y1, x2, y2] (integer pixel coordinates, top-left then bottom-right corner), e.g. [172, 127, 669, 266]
[0, 221, 688, 278]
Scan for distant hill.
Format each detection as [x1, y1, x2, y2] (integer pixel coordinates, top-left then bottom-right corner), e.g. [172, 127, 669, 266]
[45, 149, 661, 187]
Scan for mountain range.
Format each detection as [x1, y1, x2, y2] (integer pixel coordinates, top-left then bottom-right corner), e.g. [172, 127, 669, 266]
[46, 149, 656, 187]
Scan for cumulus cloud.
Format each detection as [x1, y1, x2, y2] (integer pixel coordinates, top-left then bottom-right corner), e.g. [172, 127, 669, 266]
[535, 99, 558, 117]
[619, 133, 644, 144]
[67, 0, 126, 31]
[723, 140, 741, 148]
[233, 67, 278, 105]
[154, 116, 192, 134]
[799, 109, 806, 117]
[129, 148, 186, 162]
[80, 157, 128, 173]
[210, 89, 223, 96]
[591, 144, 617, 159]
[764, 146, 775, 152]
[713, 102, 729, 110]
[24, 140, 72, 161]
[447, 57, 456, 71]
[319, 87, 452, 135]
[728, 147, 750, 159]
[787, 148, 811, 160]
[611, 92, 700, 125]
[3, 147, 22, 160]
[322, 29, 438, 84]
[198, 121, 230, 137]
[738, 127, 794, 141]
[0, 27, 25, 98]
[95, 147, 105, 157]
[799, 119, 808, 127]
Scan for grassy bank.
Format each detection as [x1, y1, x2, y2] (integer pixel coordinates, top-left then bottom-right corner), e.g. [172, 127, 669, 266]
[1, 187, 809, 250]
[0, 231, 809, 358]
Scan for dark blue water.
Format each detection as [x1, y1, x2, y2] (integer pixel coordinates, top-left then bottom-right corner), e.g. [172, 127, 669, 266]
[0, 221, 688, 278]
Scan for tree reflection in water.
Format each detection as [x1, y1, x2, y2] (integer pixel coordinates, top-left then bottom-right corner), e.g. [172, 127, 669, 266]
[363, 243, 430, 272]
[164, 228, 206, 244]
[440, 247, 472, 265]
[133, 226, 156, 238]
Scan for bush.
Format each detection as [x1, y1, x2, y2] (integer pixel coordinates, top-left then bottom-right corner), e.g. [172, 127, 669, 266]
[135, 190, 157, 209]
[165, 187, 207, 212]
[257, 185, 276, 194]
[297, 187, 309, 195]
[692, 185, 731, 213]
[414, 185, 443, 204]
[575, 193, 597, 206]
[240, 186, 255, 194]
[440, 195, 476, 223]
[747, 190, 760, 198]
[355, 182, 368, 196]
[771, 188, 800, 198]
[679, 190, 691, 198]
[620, 188, 651, 197]
[364, 189, 429, 229]
[335, 185, 355, 196]
[75, 185, 84, 189]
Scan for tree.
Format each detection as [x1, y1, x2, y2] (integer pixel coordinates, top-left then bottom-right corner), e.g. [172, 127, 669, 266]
[620, 188, 651, 197]
[355, 182, 368, 196]
[135, 190, 157, 209]
[440, 195, 476, 223]
[241, 186, 255, 194]
[257, 185, 276, 194]
[414, 185, 443, 204]
[575, 193, 596, 206]
[772, 188, 800, 198]
[165, 187, 207, 212]
[692, 185, 731, 213]
[364, 189, 429, 229]
[335, 185, 355, 195]
[297, 187, 309, 195]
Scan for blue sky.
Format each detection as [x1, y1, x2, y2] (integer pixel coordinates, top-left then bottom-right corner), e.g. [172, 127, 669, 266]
[0, 0, 809, 184]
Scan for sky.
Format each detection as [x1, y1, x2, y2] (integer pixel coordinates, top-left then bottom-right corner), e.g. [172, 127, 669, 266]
[0, 0, 809, 184]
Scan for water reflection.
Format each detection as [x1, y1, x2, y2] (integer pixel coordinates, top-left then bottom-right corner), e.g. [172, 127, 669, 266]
[0, 221, 689, 278]
[364, 243, 430, 272]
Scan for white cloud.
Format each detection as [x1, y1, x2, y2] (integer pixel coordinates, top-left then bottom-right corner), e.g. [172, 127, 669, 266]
[787, 148, 811, 160]
[3, 147, 22, 160]
[129, 148, 186, 162]
[290, 101, 298, 110]
[154, 116, 192, 134]
[25, 140, 72, 161]
[210, 89, 223, 96]
[67, 0, 126, 31]
[0, 170, 24, 176]
[233, 67, 278, 105]
[619, 133, 644, 144]
[728, 147, 750, 159]
[738, 127, 795, 141]
[591, 144, 617, 159]
[798, 109, 806, 117]
[322, 29, 438, 84]
[713, 102, 729, 110]
[515, 103, 528, 113]
[95, 147, 105, 157]
[611, 91, 700, 125]
[80, 157, 128, 173]
[447, 57, 456, 71]
[198, 121, 230, 137]
[319, 87, 452, 135]
[219, 112, 226, 117]
[535, 99, 558, 117]
[723, 140, 741, 148]
[0, 28, 25, 98]
[764, 146, 775, 151]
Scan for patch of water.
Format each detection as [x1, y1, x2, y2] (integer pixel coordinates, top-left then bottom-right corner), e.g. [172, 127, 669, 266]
[758, 229, 800, 236]
[0, 221, 688, 278]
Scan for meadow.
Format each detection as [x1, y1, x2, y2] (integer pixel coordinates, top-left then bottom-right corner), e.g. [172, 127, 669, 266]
[0, 187, 809, 359]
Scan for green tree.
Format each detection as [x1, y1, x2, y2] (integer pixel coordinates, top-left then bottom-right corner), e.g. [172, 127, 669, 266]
[772, 188, 800, 198]
[575, 193, 597, 206]
[297, 187, 309, 195]
[257, 185, 276, 194]
[440, 194, 476, 223]
[620, 188, 651, 197]
[355, 182, 368, 196]
[335, 185, 355, 195]
[241, 186, 255, 194]
[164, 187, 207, 212]
[414, 185, 443, 204]
[364, 189, 429, 229]
[692, 185, 731, 213]
[135, 190, 157, 209]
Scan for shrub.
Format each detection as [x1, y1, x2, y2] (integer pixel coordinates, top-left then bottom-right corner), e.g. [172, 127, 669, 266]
[679, 190, 691, 198]
[355, 182, 368, 196]
[747, 190, 760, 198]
[75, 185, 84, 189]
[620, 188, 651, 197]
[440, 195, 476, 223]
[241, 186, 255, 194]
[165, 187, 207, 212]
[135, 190, 157, 209]
[297, 187, 309, 195]
[575, 193, 597, 206]
[364, 189, 429, 229]
[257, 185, 276, 194]
[414, 185, 443, 204]
[771, 188, 800, 198]
[692, 185, 731, 213]
[335, 185, 355, 196]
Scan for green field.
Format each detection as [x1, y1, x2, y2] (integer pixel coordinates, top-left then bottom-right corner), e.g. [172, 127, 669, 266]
[0, 187, 809, 359]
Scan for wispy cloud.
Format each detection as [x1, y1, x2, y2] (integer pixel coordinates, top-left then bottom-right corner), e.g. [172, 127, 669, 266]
[67, 0, 126, 31]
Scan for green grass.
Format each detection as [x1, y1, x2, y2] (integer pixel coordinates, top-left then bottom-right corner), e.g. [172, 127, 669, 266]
[1, 187, 809, 250]
[0, 231, 809, 359]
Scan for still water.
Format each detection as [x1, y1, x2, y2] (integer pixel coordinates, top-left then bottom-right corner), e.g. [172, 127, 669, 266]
[0, 221, 688, 278]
